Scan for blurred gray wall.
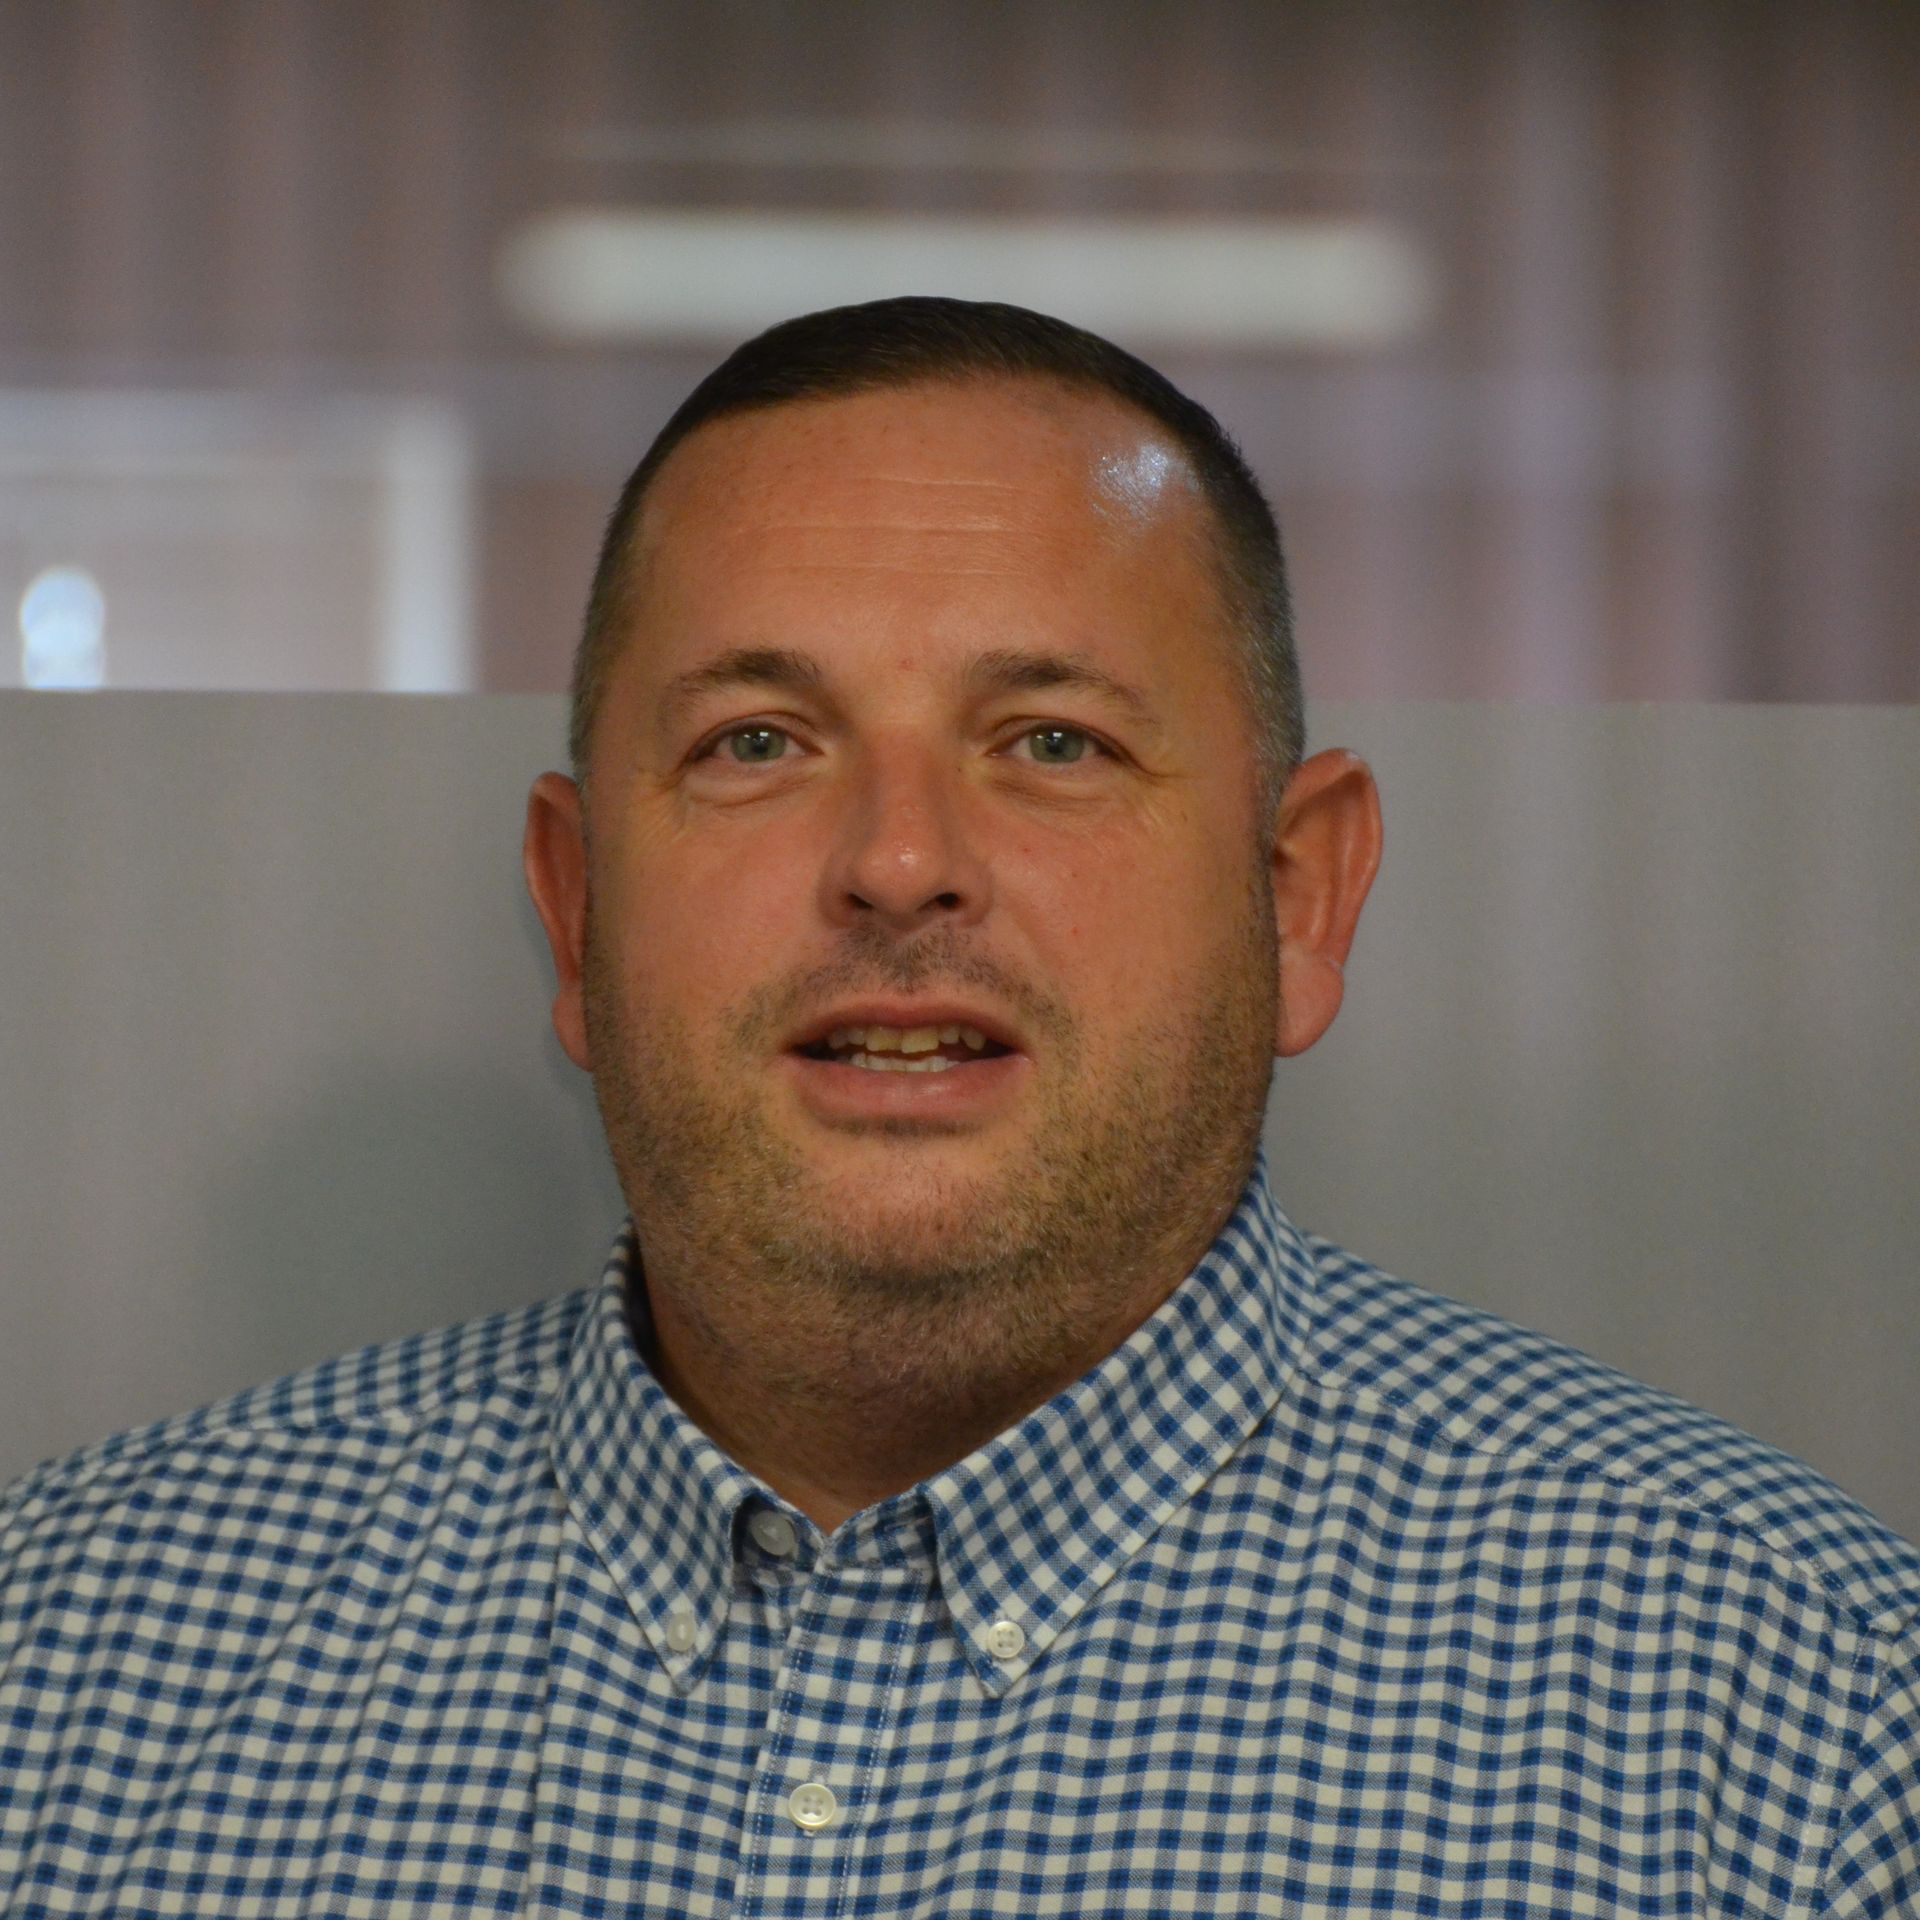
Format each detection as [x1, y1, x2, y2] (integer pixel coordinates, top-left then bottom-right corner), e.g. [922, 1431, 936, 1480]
[1, 693, 1914, 1540]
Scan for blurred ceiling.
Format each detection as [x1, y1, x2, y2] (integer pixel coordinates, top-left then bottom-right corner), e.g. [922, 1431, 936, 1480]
[0, 0, 1914, 701]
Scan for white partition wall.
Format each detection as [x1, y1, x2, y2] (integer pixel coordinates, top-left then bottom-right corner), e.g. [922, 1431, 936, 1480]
[2, 695, 1915, 1539]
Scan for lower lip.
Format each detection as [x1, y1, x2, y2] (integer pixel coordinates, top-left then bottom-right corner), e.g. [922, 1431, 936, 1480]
[779, 1049, 1030, 1124]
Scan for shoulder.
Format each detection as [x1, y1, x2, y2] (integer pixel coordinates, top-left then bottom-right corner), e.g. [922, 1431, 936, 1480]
[0, 1288, 591, 1595]
[1293, 1232, 1920, 1640]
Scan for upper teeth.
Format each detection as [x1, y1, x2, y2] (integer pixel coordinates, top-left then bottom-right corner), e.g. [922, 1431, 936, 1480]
[825, 1024, 988, 1053]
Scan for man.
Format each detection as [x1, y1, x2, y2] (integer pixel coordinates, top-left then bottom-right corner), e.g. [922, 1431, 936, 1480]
[2, 299, 1915, 1916]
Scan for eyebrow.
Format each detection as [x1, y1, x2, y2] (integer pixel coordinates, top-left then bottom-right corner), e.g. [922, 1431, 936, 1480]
[961, 648, 1158, 729]
[652, 643, 1160, 737]
[654, 647, 828, 738]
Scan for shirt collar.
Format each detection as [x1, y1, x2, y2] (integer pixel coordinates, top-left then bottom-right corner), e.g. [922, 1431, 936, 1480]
[548, 1234, 765, 1686]
[550, 1146, 1317, 1694]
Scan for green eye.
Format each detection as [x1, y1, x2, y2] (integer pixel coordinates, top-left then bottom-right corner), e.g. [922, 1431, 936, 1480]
[724, 726, 789, 763]
[1025, 726, 1090, 764]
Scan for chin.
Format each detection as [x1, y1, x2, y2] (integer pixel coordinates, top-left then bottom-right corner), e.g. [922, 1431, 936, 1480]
[802, 1160, 976, 1223]
[800, 1130, 1008, 1195]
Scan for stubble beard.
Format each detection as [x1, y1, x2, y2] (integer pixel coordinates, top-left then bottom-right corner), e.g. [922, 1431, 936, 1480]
[582, 865, 1279, 1409]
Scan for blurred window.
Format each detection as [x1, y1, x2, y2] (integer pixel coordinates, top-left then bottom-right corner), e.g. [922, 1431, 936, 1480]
[0, 395, 472, 692]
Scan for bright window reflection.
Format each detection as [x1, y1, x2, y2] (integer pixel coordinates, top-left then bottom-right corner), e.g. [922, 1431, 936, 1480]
[19, 566, 106, 690]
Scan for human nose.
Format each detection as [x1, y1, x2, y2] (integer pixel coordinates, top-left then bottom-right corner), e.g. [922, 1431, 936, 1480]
[818, 737, 993, 934]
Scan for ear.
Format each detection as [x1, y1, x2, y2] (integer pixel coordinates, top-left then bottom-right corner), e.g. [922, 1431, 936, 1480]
[523, 772, 593, 1072]
[1270, 749, 1383, 1058]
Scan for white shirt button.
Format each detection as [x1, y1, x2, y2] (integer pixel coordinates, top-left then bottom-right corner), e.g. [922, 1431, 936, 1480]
[663, 1610, 697, 1652]
[749, 1509, 798, 1557]
[787, 1781, 838, 1831]
[984, 1618, 1026, 1661]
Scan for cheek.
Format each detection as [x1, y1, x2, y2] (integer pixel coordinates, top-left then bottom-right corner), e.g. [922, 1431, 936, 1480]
[1011, 807, 1226, 927]
[1014, 838, 1206, 995]
[1037, 822, 1264, 994]
[599, 831, 813, 1012]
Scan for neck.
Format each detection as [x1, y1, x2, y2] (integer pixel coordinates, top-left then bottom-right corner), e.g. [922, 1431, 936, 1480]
[631, 1191, 1239, 1533]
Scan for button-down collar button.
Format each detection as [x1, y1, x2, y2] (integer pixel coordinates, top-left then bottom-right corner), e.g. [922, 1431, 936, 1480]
[787, 1781, 838, 1831]
[749, 1509, 799, 1557]
[664, 1609, 697, 1653]
[984, 1618, 1026, 1661]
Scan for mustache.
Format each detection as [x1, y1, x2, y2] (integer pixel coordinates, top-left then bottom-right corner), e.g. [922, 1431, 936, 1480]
[744, 928, 1067, 1048]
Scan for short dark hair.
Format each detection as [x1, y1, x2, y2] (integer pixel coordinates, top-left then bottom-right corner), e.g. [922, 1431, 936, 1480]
[569, 296, 1303, 809]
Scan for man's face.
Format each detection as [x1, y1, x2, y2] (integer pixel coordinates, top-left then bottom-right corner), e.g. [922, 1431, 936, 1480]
[557, 378, 1284, 1362]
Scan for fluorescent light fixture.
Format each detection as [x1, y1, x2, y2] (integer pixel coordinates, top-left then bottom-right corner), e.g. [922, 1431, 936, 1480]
[498, 209, 1433, 350]
[563, 118, 1409, 182]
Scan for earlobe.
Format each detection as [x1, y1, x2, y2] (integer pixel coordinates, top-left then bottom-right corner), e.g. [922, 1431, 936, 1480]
[522, 772, 593, 1072]
[1275, 950, 1347, 1060]
[1270, 750, 1383, 1059]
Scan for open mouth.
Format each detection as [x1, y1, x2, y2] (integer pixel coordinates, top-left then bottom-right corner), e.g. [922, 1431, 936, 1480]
[782, 1014, 1030, 1122]
[795, 1023, 1018, 1073]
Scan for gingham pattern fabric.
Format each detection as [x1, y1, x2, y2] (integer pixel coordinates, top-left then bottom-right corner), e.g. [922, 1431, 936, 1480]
[4, 1153, 1917, 1917]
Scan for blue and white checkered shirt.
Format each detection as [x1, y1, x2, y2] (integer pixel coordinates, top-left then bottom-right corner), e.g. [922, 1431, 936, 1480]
[4, 1152, 1918, 1916]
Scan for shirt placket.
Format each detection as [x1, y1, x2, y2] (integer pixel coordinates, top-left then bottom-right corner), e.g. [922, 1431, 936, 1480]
[733, 1543, 927, 1920]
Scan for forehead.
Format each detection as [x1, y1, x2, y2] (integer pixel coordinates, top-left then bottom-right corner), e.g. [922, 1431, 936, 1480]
[629, 377, 1214, 592]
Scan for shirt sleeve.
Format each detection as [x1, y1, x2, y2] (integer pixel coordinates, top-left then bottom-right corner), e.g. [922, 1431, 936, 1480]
[1816, 1628, 1920, 1918]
